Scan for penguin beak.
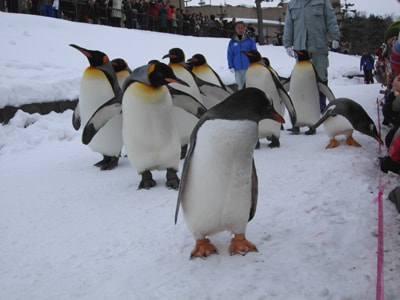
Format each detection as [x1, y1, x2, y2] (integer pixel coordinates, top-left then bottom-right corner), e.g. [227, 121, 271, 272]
[271, 112, 285, 124]
[264, 107, 284, 124]
[69, 44, 91, 58]
[165, 77, 189, 87]
[163, 53, 177, 60]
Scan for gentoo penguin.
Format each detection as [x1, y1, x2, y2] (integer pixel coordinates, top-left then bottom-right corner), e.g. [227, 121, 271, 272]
[70, 44, 123, 170]
[309, 98, 383, 148]
[242, 50, 296, 148]
[186, 53, 234, 94]
[162, 48, 207, 158]
[175, 88, 285, 258]
[287, 51, 335, 135]
[111, 58, 131, 88]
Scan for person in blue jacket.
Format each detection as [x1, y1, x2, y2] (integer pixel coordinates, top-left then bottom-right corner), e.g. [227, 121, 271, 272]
[227, 21, 257, 90]
[360, 50, 375, 84]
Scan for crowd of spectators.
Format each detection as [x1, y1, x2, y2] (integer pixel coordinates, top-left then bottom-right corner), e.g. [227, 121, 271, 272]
[0, 0, 283, 44]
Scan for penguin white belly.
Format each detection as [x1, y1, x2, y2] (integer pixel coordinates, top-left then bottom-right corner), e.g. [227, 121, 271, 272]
[122, 83, 180, 173]
[80, 69, 123, 156]
[245, 65, 282, 139]
[323, 115, 354, 139]
[193, 66, 222, 87]
[173, 107, 198, 146]
[289, 63, 320, 127]
[182, 119, 257, 239]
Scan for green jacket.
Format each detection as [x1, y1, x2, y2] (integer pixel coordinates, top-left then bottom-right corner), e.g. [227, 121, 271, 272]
[283, 0, 340, 54]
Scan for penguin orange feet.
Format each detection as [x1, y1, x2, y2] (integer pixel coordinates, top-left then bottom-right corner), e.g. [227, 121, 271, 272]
[325, 139, 340, 149]
[345, 136, 361, 147]
[229, 234, 258, 256]
[190, 238, 218, 259]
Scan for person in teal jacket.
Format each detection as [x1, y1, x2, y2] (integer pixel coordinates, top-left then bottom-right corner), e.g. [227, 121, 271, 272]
[227, 21, 257, 90]
[283, 0, 340, 112]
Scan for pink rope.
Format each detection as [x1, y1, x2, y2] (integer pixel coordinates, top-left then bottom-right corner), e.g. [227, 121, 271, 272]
[375, 98, 384, 300]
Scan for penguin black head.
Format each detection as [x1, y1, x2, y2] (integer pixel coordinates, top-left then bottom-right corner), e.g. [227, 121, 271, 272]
[295, 50, 311, 61]
[148, 62, 189, 87]
[111, 58, 130, 73]
[262, 57, 271, 68]
[359, 122, 383, 145]
[186, 54, 207, 67]
[162, 48, 185, 63]
[207, 87, 284, 124]
[342, 99, 383, 145]
[70, 44, 110, 67]
[241, 50, 262, 64]
[330, 98, 384, 145]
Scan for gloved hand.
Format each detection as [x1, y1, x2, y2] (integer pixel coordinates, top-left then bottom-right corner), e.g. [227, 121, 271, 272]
[332, 40, 339, 49]
[285, 47, 294, 57]
[230, 68, 235, 74]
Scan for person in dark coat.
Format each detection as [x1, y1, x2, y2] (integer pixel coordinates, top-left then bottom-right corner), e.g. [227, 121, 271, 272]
[360, 50, 375, 84]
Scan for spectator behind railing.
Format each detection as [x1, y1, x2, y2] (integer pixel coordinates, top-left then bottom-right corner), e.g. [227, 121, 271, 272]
[41, 0, 55, 17]
[3, 1, 283, 44]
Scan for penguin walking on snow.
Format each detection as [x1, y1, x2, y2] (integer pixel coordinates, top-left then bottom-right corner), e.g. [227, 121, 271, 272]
[242, 50, 296, 148]
[287, 51, 335, 135]
[121, 62, 188, 189]
[70, 44, 123, 170]
[175, 88, 285, 258]
[309, 98, 383, 148]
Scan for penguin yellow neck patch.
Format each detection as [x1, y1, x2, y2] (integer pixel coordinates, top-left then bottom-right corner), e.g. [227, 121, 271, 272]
[130, 82, 166, 102]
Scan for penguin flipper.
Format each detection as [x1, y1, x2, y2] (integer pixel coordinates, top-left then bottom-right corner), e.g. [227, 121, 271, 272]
[310, 107, 336, 130]
[82, 95, 122, 145]
[169, 88, 207, 118]
[198, 84, 232, 109]
[280, 90, 297, 126]
[271, 70, 297, 126]
[280, 76, 290, 92]
[175, 127, 199, 224]
[248, 160, 258, 222]
[72, 103, 81, 130]
[317, 82, 336, 101]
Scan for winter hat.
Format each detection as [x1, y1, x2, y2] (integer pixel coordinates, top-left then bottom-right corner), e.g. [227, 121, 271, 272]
[385, 21, 400, 43]
[390, 37, 400, 73]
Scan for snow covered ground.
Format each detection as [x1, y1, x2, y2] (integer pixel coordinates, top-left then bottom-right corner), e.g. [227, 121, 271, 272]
[1, 12, 400, 300]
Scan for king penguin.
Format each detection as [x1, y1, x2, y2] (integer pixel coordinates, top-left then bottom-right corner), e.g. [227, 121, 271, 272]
[122, 61, 193, 190]
[70, 44, 123, 170]
[111, 58, 131, 88]
[242, 50, 296, 148]
[175, 88, 285, 258]
[287, 51, 335, 135]
[186, 53, 234, 95]
[162, 48, 207, 158]
[309, 98, 383, 148]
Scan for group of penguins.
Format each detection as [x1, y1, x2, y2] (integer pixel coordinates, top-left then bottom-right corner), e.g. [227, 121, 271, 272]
[71, 44, 383, 258]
